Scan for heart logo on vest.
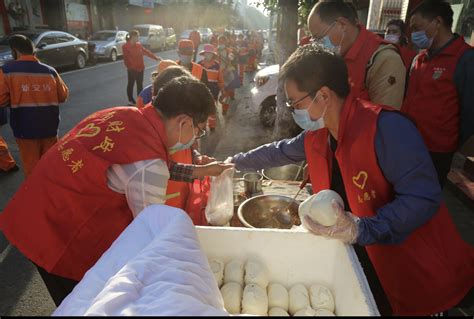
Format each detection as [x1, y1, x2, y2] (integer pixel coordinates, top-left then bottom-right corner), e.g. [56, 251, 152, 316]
[352, 171, 368, 190]
[432, 67, 445, 80]
[76, 123, 101, 138]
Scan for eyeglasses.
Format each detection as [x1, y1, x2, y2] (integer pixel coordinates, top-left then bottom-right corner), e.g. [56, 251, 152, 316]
[286, 91, 315, 111]
[310, 22, 336, 43]
[195, 125, 207, 139]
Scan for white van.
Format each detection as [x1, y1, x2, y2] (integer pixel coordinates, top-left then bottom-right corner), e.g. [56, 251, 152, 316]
[133, 24, 166, 51]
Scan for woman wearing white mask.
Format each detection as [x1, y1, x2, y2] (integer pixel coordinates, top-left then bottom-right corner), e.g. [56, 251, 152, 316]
[228, 44, 474, 316]
[402, 0, 474, 188]
[384, 19, 417, 69]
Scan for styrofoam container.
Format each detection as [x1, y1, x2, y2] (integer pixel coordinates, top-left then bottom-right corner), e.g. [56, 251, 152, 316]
[196, 226, 379, 316]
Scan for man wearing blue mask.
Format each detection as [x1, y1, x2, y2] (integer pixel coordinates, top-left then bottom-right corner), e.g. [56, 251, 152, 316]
[228, 44, 474, 316]
[402, 0, 474, 188]
[307, 0, 406, 109]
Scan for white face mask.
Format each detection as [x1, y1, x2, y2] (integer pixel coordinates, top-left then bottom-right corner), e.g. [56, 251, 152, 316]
[384, 34, 400, 44]
[179, 54, 193, 65]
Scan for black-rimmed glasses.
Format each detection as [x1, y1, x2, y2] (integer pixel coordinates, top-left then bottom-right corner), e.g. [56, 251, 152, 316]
[286, 91, 315, 111]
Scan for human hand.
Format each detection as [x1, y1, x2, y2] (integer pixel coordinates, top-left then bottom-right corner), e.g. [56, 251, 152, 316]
[193, 162, 235, 178]
[195, 154, 216, 165]
[303, 199, 359, 244]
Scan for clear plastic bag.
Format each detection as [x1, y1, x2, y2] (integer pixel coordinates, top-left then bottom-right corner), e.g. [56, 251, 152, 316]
[205, 167, 235, 226]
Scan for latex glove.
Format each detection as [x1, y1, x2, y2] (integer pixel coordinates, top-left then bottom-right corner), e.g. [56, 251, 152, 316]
[303, 199, 360, 244]
[193, 162, 235, 178]
[195, 154, 216, 165]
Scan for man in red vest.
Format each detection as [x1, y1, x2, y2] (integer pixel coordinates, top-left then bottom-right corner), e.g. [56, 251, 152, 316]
[308, 1, 406, 109]
[229, 44, 474, 316]
[0, 76, 233, 306]
[402, 0, 474, 187]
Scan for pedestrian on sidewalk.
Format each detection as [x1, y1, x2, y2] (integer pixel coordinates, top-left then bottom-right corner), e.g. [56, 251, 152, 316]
[0, 108, 18, 173]
[229, 44, 474, 316]
[0, 35, 69, 177]
[123, 30, 161, 106]
[384, 19, 417, 71]
[0, 76, 233, 306]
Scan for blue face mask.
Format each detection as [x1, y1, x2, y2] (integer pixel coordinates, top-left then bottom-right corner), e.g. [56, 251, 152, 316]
[169, 122, 196, 153]
[411, 31, 433, 49]
[321, 35, 337, 52]
[292, 93, 327, 131]
[179, 54, 193, 65]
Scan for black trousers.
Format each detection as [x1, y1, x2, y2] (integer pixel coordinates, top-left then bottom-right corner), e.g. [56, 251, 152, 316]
[35, 264, 78, 307]
[126, 69, 144, 102]
[429, 151, 455, 188]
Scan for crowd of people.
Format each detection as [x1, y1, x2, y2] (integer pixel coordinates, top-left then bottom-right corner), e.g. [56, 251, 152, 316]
[0, 0, 473, 316]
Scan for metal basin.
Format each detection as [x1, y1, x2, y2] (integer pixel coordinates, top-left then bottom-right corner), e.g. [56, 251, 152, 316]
[237, 195, 301, 229]
[262, 164, 304, 181]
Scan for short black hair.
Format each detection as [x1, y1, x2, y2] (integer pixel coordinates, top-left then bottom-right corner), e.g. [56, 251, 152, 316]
[8, 34, 35, 55]
[153, 76, 215, 124]
[312, 0, 358, 25]
[411, 0, 453, 28]
[151, 65, 191, 96]
[280, 43, 350, 98]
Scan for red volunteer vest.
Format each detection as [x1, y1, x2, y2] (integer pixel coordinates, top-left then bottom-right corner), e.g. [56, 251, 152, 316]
[0, 105, 169, 281]
[402, 36, 472, 152]
[344, 26, 393, 100]
[304, 97, 474, 315]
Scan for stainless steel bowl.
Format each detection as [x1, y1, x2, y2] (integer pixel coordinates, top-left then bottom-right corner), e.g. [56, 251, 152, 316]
[262, 164, 304, 181]
[237, 195, 301, 229]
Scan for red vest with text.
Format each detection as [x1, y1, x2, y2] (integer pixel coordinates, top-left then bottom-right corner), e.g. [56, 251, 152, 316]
[304, 97, 474, 316]
[402, 37, 472, 152]
[344, 26, 392, 100]
[0, 105, 169, 281]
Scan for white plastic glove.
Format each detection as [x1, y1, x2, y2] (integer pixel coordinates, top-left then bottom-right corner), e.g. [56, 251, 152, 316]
[303, 199, 360, 244]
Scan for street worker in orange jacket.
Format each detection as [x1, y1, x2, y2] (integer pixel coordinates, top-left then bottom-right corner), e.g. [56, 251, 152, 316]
[123, 30, 161, 106]
[136, 59, 178, 109]
[189, 29, 201, 62]
[198, 44, 222, 130]
[0, 35, 69, 177]
[0, 108, 18, 173]
[139, 64, 217, 225]
[229, 44, 474, 316]
[402, 0, 474, 187]
[0, 75, 233, 306]
[308, 1, 406, 109]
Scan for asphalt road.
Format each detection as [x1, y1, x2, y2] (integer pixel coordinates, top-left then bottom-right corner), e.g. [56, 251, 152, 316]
[0, 47, 186, 316]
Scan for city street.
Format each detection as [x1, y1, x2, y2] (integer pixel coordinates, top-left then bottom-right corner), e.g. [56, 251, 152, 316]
[1, 46, 473, 316]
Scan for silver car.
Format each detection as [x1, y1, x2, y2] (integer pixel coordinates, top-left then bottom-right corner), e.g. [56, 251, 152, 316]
[89, 30, 127, 62]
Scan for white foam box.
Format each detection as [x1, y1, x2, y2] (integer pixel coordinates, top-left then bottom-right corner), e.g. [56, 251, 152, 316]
[196, 226, 379, 316]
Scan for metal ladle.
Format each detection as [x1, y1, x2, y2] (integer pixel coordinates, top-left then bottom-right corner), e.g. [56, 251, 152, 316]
[275, 174, 309, 225]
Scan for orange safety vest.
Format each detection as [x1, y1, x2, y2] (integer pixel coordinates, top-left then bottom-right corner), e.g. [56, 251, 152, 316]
[304, 96, 474, 315]
[0, 105, 169, 281]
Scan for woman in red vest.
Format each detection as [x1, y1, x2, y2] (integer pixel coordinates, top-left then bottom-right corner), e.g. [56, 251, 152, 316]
[384, 19, 417, 70]
[0, 76, 233, 306]
[230, 44, 473, 316]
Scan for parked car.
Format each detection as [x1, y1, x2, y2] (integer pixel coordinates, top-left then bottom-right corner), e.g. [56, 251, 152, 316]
[0, 30, 88, 69]
[199, 27, 213, 43]
[89, 30, 127, 61]
[133, 24, 166, 51]
[165, 27, 176, 49]
[179, 29, 194, 41]
[251, 64, 279, 127]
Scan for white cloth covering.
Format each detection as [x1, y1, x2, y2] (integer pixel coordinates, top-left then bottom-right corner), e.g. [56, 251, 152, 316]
[53, 205, 228, 316]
